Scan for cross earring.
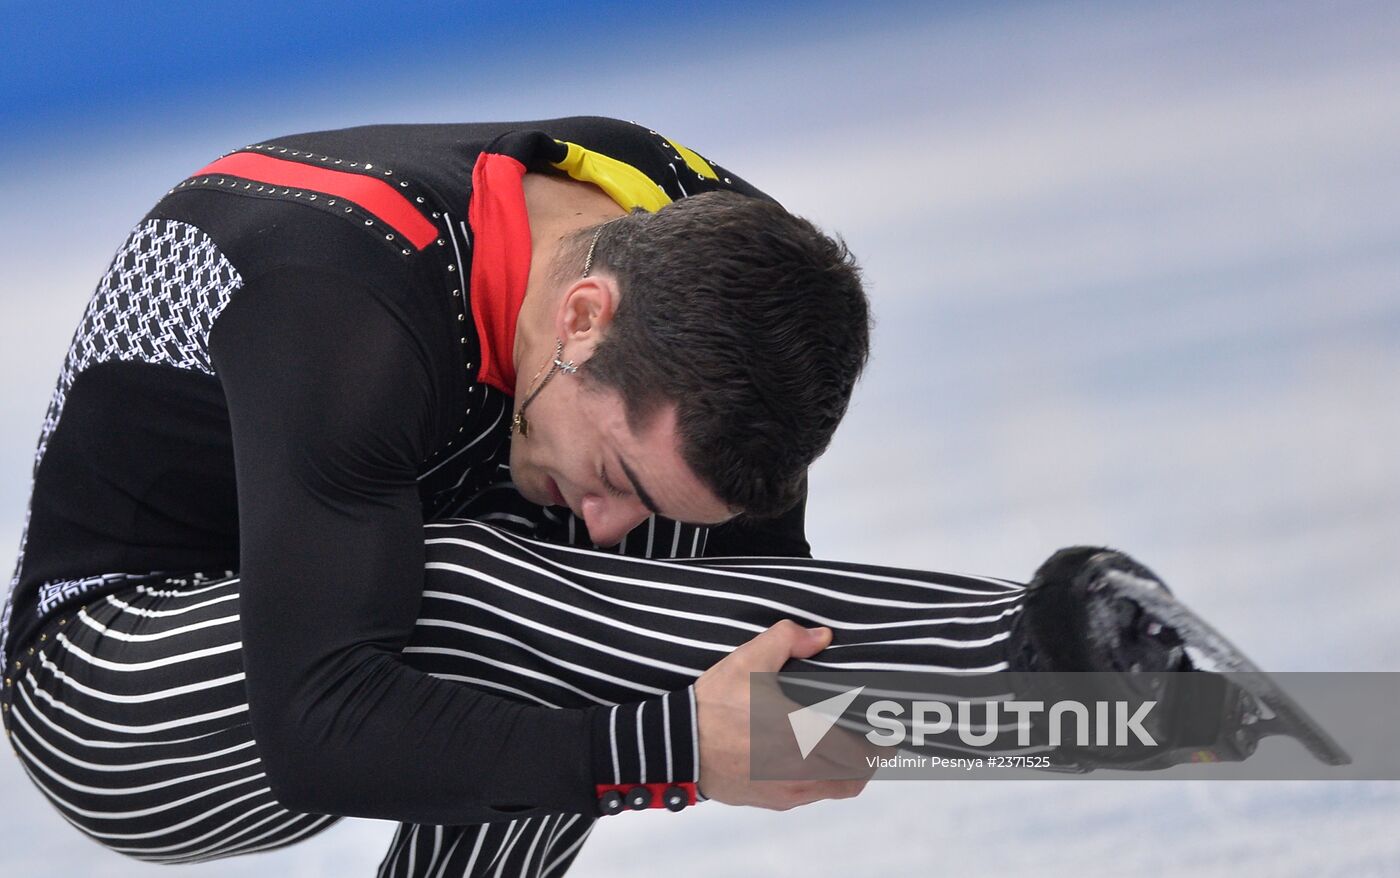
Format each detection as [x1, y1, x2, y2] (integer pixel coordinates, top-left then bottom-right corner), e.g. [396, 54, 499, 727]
[512, 339, 577, 437]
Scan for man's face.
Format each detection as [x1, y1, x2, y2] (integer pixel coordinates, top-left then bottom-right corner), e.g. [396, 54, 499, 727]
[509, 377, 736, 547]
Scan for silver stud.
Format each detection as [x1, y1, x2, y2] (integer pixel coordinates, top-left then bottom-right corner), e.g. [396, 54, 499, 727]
[349, 162, 359, 168]
[334, 159, 342, 165]
[308, 194, 317, 201]
[457, 313, 464, 321]
[384, 169, 392, 176]
[294, 191, 302, 197]
[460, 337, 467, 344]
[386, 233, 395, 240]
[399, 181, 408, 188]
[447, 264, 456, 272]
[436, 239, 445, 246]
[278, 148, 287, 153]
[402, 249, 411, 255]
[364, 219, 373, 226]
[452, 289, 460, 296]
[282, 188, 291, 195]
[724, 177, 732, 184]
[364, 163, 373, 170]
[243, 183, 251, 189]
[431, 212, 440, 219]
[345, 206, 353, 212]
[416, 196, 425, 203]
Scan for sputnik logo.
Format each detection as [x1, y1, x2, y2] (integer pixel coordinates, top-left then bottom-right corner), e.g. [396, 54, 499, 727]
[787, 686, 866, 758]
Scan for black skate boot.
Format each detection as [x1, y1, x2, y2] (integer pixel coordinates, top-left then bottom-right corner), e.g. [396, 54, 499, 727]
[1006, 546, 1349, 771]
[1010, 546, 1189, 676]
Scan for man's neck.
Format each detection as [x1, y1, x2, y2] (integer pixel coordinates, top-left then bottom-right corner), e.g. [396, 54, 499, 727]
[512, 173, 627, 385]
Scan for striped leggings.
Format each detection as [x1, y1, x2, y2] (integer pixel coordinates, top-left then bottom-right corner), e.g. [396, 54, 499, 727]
[3, 520, 1024, 876]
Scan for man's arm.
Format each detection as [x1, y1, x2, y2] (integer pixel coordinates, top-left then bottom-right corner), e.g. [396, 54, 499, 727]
[210, 267, 698, 824]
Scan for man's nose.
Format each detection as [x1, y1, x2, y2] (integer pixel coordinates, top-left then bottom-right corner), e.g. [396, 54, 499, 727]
[580, 495, 651, 547]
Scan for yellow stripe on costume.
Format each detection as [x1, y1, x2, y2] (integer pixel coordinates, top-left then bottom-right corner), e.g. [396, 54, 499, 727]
[551, 141, 672, 213]
[669, 140, 719, 181]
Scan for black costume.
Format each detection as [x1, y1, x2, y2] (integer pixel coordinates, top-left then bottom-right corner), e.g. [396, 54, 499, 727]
[2, 119, 1019, 876]
[3, 117, 795, 661]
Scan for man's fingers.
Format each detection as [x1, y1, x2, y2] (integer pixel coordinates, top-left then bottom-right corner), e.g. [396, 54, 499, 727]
[736, 620, 832, 670]
[786, 622, 832, 660]
[819, 778, 869, 801]
[763, 777, 869, 810]
[806, 724, 889, 776]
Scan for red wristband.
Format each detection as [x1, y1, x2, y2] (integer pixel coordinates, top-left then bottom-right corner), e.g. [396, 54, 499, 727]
[595, 781, 698, 815]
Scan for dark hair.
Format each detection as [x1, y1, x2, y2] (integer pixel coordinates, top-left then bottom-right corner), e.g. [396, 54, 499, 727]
[575, 191, 870, 518]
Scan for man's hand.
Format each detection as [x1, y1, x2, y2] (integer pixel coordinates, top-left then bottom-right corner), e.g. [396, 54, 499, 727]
[693, 620, 880, 810]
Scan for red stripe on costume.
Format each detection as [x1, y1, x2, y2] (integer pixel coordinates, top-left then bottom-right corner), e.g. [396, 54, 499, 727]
[467, 153, 532, 396]
[191, 152, 438, 250]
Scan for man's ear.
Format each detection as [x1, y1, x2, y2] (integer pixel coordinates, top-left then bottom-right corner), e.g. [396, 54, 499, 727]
[555, 273, 619, 361]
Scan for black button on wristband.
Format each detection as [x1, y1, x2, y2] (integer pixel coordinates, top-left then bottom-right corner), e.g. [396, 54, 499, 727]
[662, 786, 688, 812]
[597, 781, 695, 815]
[598, 790, 625, 815]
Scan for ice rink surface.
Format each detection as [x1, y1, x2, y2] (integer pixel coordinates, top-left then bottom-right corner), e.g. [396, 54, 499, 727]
[2, 2, 1397, 875]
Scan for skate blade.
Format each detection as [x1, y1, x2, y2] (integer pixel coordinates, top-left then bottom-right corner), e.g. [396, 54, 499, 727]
[1105, 569, 1351, 767]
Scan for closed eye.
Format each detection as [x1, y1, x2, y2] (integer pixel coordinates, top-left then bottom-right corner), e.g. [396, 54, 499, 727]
[600, 465, 630, 499]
